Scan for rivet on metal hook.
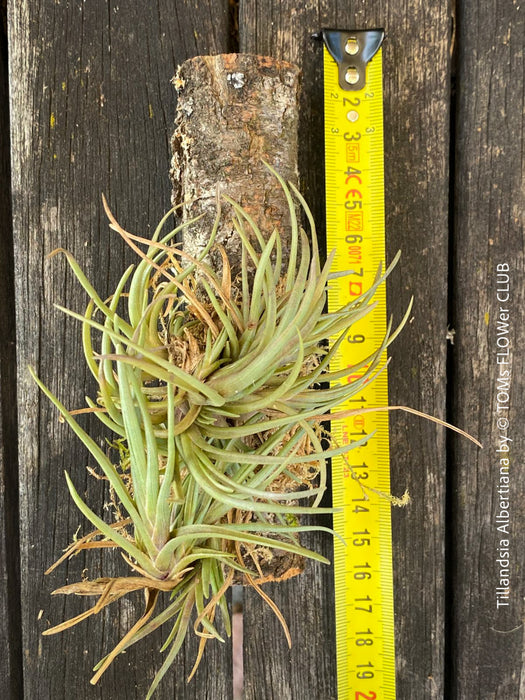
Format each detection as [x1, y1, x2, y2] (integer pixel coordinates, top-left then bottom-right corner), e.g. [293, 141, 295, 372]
[345, 37, 360, 56]
[345, 67, 360, 85]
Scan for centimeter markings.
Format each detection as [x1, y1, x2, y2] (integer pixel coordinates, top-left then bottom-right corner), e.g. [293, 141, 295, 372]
[323, 44, 396, 700]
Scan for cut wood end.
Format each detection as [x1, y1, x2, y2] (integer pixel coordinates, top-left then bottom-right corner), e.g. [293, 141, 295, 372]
[173, 53, 301, 95]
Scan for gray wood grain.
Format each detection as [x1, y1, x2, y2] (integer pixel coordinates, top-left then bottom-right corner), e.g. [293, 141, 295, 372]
[1, 2, 22, 694]
[9, 1, 233, 698]
[239, 2, 453, 698]
[450, 1, 525, 697]
[7, 1, 524, 698]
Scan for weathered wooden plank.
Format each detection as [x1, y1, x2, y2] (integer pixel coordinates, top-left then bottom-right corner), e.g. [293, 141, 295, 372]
[450, 2, 525, 697]
[9, 1, 233, 698]
[240, 2, 453, 698]
[0, 2, 23, 695]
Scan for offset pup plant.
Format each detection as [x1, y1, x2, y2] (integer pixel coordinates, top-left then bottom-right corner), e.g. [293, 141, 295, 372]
[32, 166, 473, 697]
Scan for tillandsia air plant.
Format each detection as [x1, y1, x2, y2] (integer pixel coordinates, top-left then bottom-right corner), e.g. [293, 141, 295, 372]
[31, 165, 475, 697]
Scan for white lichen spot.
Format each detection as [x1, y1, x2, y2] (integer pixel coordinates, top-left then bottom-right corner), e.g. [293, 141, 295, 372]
[182, 100, 194, 117]
[172, 71, 186, 91]
[227, 72, 245, 89]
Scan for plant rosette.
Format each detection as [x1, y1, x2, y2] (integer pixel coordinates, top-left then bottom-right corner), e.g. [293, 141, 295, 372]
[32, 165, 476, 697]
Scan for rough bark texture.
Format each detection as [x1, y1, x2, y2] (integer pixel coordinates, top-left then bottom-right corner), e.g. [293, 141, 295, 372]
[171, 53, 300, 282]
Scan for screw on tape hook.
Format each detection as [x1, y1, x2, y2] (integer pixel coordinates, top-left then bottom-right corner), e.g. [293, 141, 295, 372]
[312, 28, 385, 91]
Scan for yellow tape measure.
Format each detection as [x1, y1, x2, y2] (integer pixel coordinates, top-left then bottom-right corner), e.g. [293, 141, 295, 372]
[320, 29, 396, 700]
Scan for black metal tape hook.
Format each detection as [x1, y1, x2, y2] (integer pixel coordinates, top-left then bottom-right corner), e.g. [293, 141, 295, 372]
[313, 28, 385, 91]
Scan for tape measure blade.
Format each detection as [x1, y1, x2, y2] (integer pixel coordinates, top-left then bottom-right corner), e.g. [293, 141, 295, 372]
[322, 36, 396, 700]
